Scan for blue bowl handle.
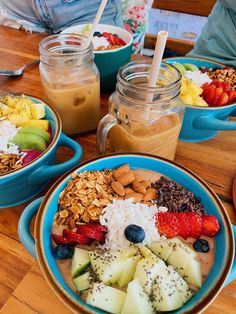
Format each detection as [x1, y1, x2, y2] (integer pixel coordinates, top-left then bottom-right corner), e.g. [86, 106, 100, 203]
[28, 132, 83, 185]
[193, 116, 236, 131]
[18, 197, 43, 259]
[224, 224, 236, 286]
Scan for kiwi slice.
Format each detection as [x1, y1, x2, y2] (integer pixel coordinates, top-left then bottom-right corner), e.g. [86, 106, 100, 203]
[18, 126, 50, 142]
[183, 63, 199, 72]
[11, 133, 46, 151]
[173, 63, 186, 75]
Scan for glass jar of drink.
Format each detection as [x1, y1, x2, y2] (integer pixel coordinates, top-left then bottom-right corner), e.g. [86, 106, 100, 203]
[39, 34, 100, 135]
[97, 60, 184, 160]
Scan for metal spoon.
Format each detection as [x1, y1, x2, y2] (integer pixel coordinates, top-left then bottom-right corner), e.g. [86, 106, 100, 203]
[0, 60, 39, 77]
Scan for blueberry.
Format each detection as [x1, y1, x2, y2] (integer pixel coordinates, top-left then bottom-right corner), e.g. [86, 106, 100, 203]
[124, 224, 145, 243]
[93, 31, 102, 37]
[52, 245, 74, 260]
[193, 239, 210, 253]
[113, 33, 118, 37]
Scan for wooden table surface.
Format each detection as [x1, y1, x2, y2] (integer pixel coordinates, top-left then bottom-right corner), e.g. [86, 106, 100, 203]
[0, 27, 235, 314]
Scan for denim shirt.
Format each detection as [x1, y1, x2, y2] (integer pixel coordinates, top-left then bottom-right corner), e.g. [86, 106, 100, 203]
[0, 0, 123, 33]
[188, 0, 236, 67]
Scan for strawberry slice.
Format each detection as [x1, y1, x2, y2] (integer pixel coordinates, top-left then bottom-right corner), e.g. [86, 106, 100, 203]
[62, 229, 91, 245]
[84, 223, 107, 233]
[52, 234, 72, 245]
[222, 83, 231, 94]
[102, 32, 111, 43]
[204, 84, 216, 105]
[186, 212, 202, 239]
[175, 213, 191, 239]
[212, 87, 223, 106]
[108, 33, 116, 45]
[77, 225, 105, 242]
[202, 215, 220, 237]
[156, 212, 180, 238]
[201, 82, 209, 90]
[212, 80, 220, 87]
[218, 92, 229, 106]
[228, 90, 236, 103]
[114, 37, 126, 46]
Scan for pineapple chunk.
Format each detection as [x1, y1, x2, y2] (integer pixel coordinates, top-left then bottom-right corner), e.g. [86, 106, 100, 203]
[181, 77, 202, 97]
[30, 102, 46, 119]
[18, 119, 49, 131]
[181, 94, 194, 106]
[7, 112, 30, 126]
[15, 103, 32, 118]
[0, 103, 13, 116]
[192, 96, 209, 107]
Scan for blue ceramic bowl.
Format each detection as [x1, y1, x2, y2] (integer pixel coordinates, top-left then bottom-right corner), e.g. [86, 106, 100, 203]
[18, 154, 236, 313]
[62, 24, 133, 91]
[0, 96, 83, 208]
[164, 57, 236, 142]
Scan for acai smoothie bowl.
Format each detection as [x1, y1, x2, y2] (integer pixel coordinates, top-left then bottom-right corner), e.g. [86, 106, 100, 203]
[0, 93, 83, 208]
[18, 154, 236, 313]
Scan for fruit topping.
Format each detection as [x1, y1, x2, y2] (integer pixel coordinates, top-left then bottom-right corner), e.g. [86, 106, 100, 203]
[22, 150, 42, 164]
[201, 215, 220, 237]
[156, 212, 180, 238]
[186, 212, 202, 239]
[193, 239, 210, 253]
[76, 225, 106, 242]
[124, 224, 145, 243]
[52, 244, 74, 260]
[93, 31, 101, 37]
[201, 80, 236, 106]
[156, 212, 219, 239]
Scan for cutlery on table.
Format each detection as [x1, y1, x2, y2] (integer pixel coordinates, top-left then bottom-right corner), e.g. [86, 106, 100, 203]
[0, 59, 39, 77]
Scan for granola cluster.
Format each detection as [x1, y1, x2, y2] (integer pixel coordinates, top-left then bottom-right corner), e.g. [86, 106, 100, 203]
[55, 170, 119, 229]
[0, 154, 23, 175]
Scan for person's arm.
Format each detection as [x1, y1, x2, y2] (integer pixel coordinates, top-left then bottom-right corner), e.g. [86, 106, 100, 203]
[218, 0, 236, 12]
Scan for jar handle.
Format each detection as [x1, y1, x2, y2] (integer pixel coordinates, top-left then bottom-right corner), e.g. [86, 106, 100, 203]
[97, 114, 118, 155]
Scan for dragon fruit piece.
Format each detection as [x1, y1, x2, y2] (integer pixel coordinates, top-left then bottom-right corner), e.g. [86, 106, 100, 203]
[23, 150, 42, 164]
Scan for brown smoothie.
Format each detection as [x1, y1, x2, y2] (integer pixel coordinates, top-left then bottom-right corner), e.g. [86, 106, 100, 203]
[109, 114, 182, 161]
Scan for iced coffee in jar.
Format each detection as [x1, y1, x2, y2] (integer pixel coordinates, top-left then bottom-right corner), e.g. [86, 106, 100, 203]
[97, 60, 185, 160]
[39, 34, 100, 135]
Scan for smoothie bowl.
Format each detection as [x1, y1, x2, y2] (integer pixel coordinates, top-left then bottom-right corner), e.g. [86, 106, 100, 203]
[18, 154, 236, 313]
[61, 24, 133, 90]
[164, 57, 236, 142]
[0, 93, 83, 208]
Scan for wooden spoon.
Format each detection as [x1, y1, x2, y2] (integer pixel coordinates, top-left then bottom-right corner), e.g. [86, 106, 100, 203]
[233, 176, 236, 209]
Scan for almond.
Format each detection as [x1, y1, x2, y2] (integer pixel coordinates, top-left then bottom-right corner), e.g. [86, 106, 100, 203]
[117, 171, 135, 186]
[132, 180, 146, 194]
[144, 188, 157, 201]
[142, 180, 150, 189]
[113, 164, 130, 180]
[134, 174, 143, 182]
[111, 181, 125, 196]
[125, 192, 143, 203]
[124, 187, 135, 194]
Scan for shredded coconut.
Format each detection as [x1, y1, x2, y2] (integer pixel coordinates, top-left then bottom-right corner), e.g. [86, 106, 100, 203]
[184, 70, 212, 87]
[0, 119, 20, 155]
[92, 36, 109, 49]
[99, 199, 167, 250]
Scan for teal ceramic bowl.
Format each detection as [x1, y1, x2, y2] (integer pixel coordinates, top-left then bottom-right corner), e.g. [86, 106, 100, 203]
[164, 57, 236, 142]
[0, 96, 83, 208]
[18, 153, 235, 313]
[62, 24, 133, 91]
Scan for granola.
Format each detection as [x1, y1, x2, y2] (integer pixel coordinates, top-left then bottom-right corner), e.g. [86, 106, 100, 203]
[55, 170, 120, 228]
[0, 154, 23, 175]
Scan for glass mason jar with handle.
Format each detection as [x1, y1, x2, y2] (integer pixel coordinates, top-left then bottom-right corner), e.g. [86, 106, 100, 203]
[97, 60, 185, 160]
[39, 34, 100, 135]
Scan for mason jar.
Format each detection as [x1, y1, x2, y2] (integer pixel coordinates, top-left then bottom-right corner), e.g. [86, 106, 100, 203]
[97, 60, 185, 160]
[39, 34, 100, 135]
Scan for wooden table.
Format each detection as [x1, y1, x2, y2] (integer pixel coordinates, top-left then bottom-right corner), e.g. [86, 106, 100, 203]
[0, 27, 235, 314]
